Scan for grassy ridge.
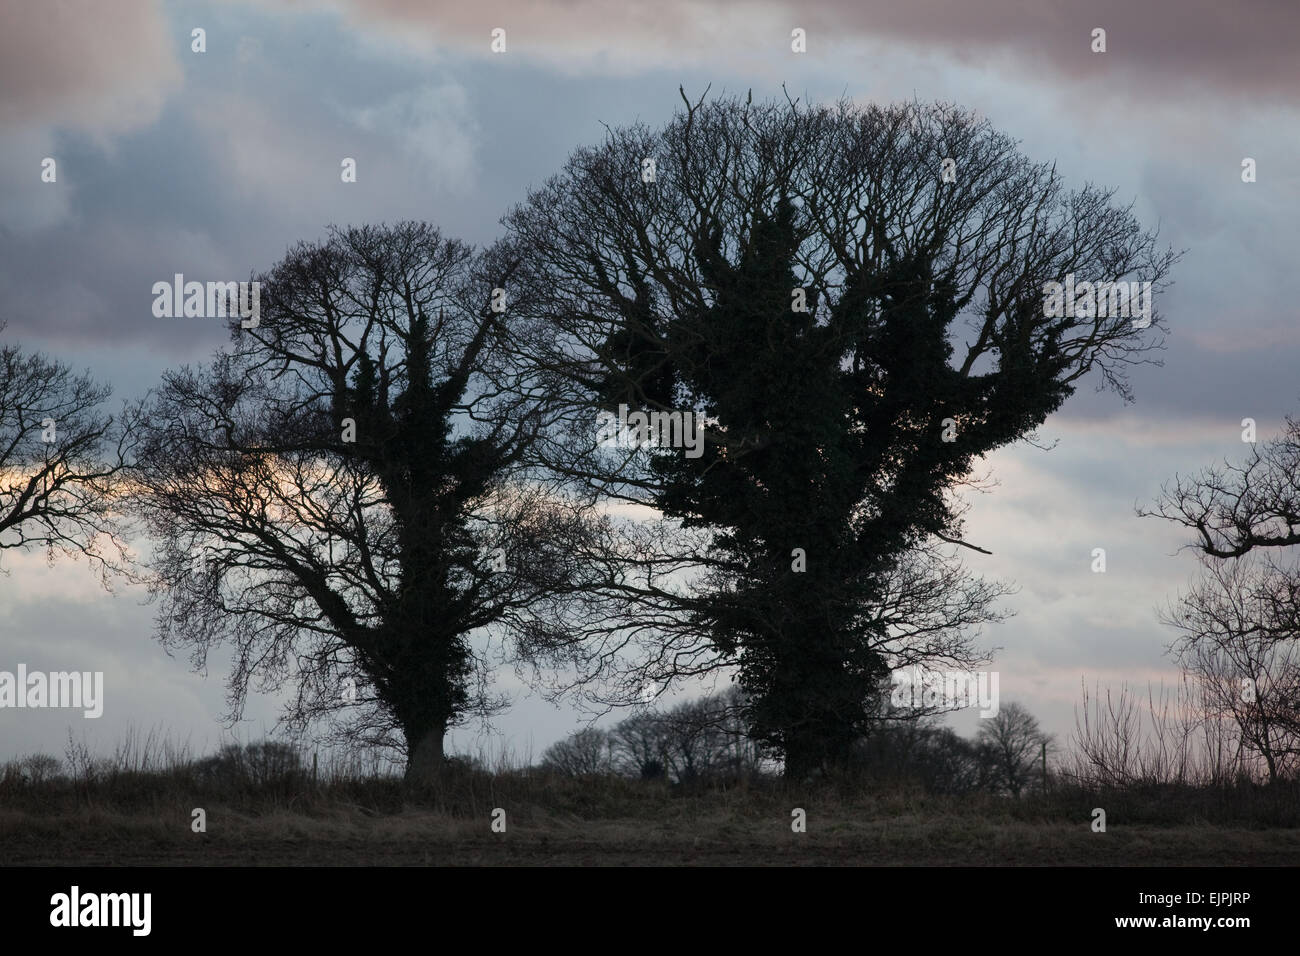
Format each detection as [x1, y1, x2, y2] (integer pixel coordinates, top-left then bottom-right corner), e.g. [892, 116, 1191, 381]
[4, 739, 1299, 865]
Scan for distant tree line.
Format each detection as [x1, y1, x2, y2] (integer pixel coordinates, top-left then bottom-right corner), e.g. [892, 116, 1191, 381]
[541, 690, 1055, 797]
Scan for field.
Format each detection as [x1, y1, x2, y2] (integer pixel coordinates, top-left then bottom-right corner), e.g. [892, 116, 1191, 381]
[6, 813, 1300, 866]
[5, 756, 1299, 866]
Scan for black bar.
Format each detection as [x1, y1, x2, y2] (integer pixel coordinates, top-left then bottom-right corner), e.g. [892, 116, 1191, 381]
[0, 866, 1277, 943]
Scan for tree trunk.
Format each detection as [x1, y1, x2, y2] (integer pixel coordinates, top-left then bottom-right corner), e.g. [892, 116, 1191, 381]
[405, 723, 447, 786]
[782, 711, 858, 781]
[782, 730, 826, 782]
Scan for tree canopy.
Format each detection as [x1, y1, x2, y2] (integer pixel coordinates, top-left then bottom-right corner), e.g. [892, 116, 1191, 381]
[505, 92, 1178, 776]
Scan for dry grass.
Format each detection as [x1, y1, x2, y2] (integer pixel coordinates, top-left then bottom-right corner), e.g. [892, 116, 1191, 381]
[3, 737, 1300, 864]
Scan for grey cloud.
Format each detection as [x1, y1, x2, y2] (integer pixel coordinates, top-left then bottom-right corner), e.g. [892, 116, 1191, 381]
[240, 0, 1300, 104]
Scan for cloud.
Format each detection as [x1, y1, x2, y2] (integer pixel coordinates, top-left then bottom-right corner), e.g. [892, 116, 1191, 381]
[0, 1, 184, 230]
[223, 0, 800, 76]
[231, 0, 1300, 105]
[345, 84, 479, 190]
[0, 0, 183, 137]
[801, 0, 1298, 104]
[0, 127, 75, 229]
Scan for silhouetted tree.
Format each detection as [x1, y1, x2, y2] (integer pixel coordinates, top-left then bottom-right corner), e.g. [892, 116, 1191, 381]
[128, 223, 609, 784]
[507, 91, 1177, 778]
[608, 687, 762, 783]
[609, 712, 669, 780]
[853, 717, 995, 795]
[193, 740, 306, 790]
[1148, 423, 1300, 781]
[978, 702, 1052, 797]
[0, 322, 134, 579]
[1165, 557, 1300, 782]
[1148, 414, 1300, 559]
[541, 727, 615, 776]
[657, 688, 761, 783]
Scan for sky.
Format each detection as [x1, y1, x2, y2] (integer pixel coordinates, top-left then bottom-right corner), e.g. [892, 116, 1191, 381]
[1, 0, 1297, 767]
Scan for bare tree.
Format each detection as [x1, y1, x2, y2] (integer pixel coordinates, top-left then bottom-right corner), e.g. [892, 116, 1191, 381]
[1146, 415, 1300, 558]
[540, 727, 615, 776]
[0, 322, 134, 579]
[1147, 414, 1300, 782]
[1165, 556, 1300, 782]
[127, 223, 609, 784]
[656, 692, 744, 784]
[978, 701, 1052, 797]
[609, 686, 763, 783]
[854, 715, 995, 795]
[609, 711, 668, 779]
[506, 91, 1177, 777]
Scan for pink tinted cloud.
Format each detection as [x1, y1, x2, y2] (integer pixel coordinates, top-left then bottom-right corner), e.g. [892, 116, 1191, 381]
[238, 0, 1298, 103]
[0, 0, 182, 134]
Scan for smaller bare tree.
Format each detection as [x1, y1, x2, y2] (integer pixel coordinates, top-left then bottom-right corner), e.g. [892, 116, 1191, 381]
[1166, 555, 1300, 782]
[610, 712, 668, 780]
[540, 728, 615, 777]
[608, 686, 763, 784]
[978, 702, 1052, 797]
[1145, 412, 1300, 782]
[0, 323, 134, 579]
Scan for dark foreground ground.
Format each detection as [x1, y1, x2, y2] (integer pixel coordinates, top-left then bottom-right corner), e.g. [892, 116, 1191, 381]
[5, 815, 1300, 866]
[5, 771, 1299, 865]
